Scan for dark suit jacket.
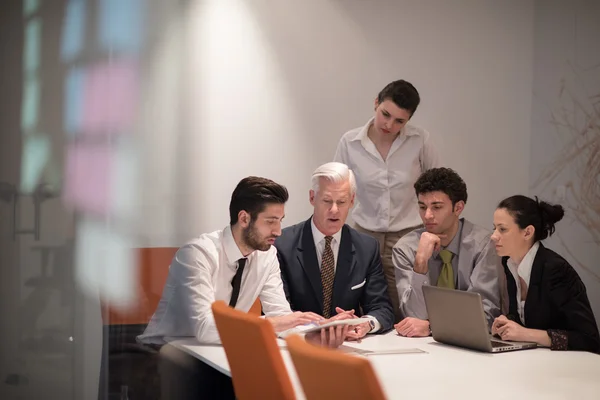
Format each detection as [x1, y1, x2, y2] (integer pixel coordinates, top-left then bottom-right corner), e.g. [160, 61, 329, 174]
[504, 244, 600, 353]
[275, 218, 394, 332]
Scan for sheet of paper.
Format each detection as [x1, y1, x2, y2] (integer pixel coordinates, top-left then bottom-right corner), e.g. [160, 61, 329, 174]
[337, 345, 427, 356]
[363, 348, 427, 355]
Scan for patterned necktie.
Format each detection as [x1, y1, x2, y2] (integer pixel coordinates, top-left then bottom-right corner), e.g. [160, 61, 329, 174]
[321, 236, 335, 318]
[229, 258, 247, 307]
[437, 249, 455, 289]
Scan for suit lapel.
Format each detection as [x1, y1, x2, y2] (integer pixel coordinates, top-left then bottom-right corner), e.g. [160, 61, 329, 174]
[524, 243, 545, 325]
[298, 219, 324, 308]
[331, 225, 356, 311]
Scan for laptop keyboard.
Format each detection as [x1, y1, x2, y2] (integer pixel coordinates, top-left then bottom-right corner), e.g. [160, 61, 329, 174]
[490, 340, 511, 348]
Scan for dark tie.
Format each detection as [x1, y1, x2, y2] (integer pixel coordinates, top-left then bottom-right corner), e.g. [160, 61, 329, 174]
[321, 236, 335, 318]
[229, 258, 247, 308]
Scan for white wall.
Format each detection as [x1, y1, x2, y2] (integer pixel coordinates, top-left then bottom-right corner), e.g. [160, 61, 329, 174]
[530, 0, 600, 321]
[138, 0, 535, 247]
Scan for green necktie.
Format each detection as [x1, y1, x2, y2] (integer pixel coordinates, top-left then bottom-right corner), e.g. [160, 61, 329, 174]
[437, 249, 455, 289]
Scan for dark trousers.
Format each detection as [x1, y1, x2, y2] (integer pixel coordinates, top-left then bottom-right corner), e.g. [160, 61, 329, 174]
[158, 343, 236, 400]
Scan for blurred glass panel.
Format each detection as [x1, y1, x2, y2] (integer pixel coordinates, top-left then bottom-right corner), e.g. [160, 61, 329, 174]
[64, 67, 85, 136]
[98, 0, 145, 54]
[20, 134, 50, 193]
[21, 77, 40, 132]
[61, 0, 87, 62]
[24, 18, 41, 72]
[23, 0, 40, 16]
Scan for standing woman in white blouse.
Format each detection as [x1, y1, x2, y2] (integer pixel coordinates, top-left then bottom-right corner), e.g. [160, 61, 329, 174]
[334, 80, 440, 322]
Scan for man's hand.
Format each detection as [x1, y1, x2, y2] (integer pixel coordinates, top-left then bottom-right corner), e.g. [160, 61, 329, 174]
[330, 308, 356, 321]
[267, 311, 322, 333]
[304, 308, 355, 349]
[414, 232, 446, 274]
[394, 317, 430, 337]
[334, 307, 370, 342]
[492, 315, 528, 342]
[345, 322, 371, 342]
[305, 325, 350, 348]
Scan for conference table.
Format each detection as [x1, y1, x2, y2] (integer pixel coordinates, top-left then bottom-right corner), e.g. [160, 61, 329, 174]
[167, 331, 600, 399]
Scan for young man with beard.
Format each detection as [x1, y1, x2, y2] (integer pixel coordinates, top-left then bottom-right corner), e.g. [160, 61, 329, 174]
[139, 176, 347, 345]
[393, 168, 503, 337]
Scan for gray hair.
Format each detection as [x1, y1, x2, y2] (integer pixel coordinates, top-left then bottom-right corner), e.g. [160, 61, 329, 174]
[311, 162, 357, 196]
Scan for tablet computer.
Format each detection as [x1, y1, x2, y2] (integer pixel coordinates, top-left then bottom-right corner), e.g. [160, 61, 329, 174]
[278, 317, 372, 338]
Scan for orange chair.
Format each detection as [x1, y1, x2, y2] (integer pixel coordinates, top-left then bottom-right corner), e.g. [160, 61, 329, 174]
[286, 334, 387, 400]
[102, 247, 263, 323]
[100, 247, 261, 398]
[248, 296, 262, 316]
[211, 301, 295, 400]
[102, 247, 178, 325]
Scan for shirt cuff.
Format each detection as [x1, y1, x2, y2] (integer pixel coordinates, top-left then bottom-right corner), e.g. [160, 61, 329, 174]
[364, 315, 381, 334]
[411, 271, 429, 287]
[547, 329, 568, 350]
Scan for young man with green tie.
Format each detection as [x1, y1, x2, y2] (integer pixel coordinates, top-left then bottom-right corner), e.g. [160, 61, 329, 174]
[393, 168, 503, 337]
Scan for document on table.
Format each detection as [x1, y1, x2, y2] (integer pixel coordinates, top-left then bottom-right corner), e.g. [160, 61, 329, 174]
[337, 345, 427, 356]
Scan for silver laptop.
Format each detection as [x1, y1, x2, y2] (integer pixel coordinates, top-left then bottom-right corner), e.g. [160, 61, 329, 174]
[423, 286, 537, 353]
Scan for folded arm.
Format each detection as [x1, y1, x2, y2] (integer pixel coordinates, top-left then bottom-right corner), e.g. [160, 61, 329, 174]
[393, 243, 429, 320]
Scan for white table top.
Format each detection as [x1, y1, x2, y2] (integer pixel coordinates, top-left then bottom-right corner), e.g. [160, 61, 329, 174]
[167, 332, 600, 400]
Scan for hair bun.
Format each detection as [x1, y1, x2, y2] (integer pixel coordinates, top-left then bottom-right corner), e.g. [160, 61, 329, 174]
[536, 197, 564, 239]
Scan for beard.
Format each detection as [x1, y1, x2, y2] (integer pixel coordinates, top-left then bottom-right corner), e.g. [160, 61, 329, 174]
[242, 221, 271, 252]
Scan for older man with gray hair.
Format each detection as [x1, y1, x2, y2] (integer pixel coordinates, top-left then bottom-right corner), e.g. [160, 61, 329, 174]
[275, 162, 394, 340]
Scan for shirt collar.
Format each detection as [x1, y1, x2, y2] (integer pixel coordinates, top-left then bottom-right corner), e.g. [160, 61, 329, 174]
[350, 118, 373, 144]
[349, 117, 421, 145]
[223, 225, 245, 268]
[311, 217, 342, 248]
[436, 218, 464, 258]
[508, 241, 539, 286]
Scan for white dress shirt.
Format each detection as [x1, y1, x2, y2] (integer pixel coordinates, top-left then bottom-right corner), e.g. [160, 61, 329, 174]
[334, 117, 440, 232]
[507, 242, 539, 324]
[137, 226, 292, 345]
[311, 219, 342, 271]
[311, 218, 381, 332]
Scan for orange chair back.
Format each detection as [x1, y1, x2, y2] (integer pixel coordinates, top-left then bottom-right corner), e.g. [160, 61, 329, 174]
[248, 296, 262, 316]
[286, 335, 387, 400]
[102, 247, 177, 325]
[211, 301, 295, 400]
[102, 247, 263, 325]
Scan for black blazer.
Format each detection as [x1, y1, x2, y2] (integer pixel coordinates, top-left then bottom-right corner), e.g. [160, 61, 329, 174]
[503, 243, 600, 353]
[274, 218, 394, 332]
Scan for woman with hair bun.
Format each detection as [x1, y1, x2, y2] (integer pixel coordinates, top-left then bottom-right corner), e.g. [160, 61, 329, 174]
[490, 195, 600, 353]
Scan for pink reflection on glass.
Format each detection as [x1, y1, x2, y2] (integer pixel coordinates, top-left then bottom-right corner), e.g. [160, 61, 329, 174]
[82, 58, 138, 135]
[63, 142, 112, 215]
